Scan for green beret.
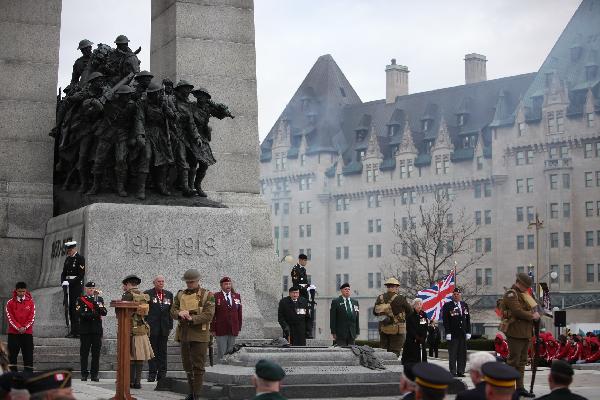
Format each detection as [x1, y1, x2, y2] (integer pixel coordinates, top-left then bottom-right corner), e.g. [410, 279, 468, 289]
[255, 359, 285, 381]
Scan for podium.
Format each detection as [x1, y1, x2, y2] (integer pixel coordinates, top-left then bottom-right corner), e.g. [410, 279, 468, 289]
[110, 300, 140, 400]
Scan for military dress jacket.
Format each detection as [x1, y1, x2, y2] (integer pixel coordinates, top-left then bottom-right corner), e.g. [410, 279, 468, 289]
[278, 297, 311, 332]
[251, 392, 288, 400]
[144, 288, 174, 337]
[373, 292, 412, 335]
[534, 387, 588, 400]
[61, 253, 85, 287]
[211, 291, 242, 337]
[329, 296, 359, 340]
[291, 265, 308, 287]
[76, 295, 107, 335]
[441, 300, 471, 336]
[170, 287, 215, 343]
[502, 285, 534, 339]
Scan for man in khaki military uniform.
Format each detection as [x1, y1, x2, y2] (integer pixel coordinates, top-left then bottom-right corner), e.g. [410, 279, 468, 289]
[171, 269, 215, 400]
[373, 277, 412, 356]
[502, 272, 540, 398]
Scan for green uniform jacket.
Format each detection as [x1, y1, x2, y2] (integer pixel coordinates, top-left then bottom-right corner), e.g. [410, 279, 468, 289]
[170, 287, 215, 342]
[251, 392, 288, 400]
[373, 292, 412, 335]
[330, 296, 360, 340]
[502, 285, 534, 339]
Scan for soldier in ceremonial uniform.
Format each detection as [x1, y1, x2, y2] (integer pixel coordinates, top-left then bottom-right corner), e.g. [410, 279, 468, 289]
[76, 281, 107, 382]
[61, 241, 85, 338]
[501, 273, 539, 398]
[411, 362, 454, 400]
[122, 275, 154, 390]
[441, 287, 471, 377]
[71, 39, 93, 84]
[278, 286, 311, 346]
[171, 269, 215, 400]
[291, 254, 309, 300]
[251, 359, 287, 400]
[480, 361, 521, 400]
[373, 277, 412, 356]
[144, 275, 173, 386]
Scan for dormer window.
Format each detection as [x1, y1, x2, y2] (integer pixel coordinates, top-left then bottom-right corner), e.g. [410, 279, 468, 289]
[424, 140, 433, 154]
[518, 122, 526, 137]
[586, 65, 598, 81]
[300, 154, 306, 166]
[356, 129, 367, 141]
[422, 120, 430, 131]
[357, 150, 366, 161]
[457, 114, 466, 127]
[388, 124, 401, 137]
[588, 112, 595, 128]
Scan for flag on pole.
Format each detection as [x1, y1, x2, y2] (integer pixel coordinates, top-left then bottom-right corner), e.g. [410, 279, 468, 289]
[417, 270, 456, 321]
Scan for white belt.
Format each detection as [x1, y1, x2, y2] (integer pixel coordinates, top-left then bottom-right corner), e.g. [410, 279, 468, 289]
[299, 284, 307, 288]
[66, 276, 77, 280]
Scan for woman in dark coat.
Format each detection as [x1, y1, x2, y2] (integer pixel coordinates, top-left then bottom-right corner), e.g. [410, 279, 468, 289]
[401, 298, 429, 365]
[427, 320, 441, 358]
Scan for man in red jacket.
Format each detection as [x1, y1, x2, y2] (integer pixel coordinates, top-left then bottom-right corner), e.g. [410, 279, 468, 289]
[5, 282, 35, 372]
[211, 277, 242, 361]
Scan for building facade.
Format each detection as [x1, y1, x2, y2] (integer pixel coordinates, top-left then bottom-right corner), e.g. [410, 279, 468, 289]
[260, 0, 600, 340]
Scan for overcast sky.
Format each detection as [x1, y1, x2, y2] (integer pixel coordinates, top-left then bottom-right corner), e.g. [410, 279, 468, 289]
[58, 0, 581, 141]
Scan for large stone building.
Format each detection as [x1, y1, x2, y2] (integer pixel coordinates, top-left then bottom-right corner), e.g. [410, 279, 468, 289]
[260, 0, 600, 340]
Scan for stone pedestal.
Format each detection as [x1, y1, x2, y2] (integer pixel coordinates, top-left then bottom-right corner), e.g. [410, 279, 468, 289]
[33, 201, 280, 338]
[0, 0, 60, 296]
[150, 0, 260, 194]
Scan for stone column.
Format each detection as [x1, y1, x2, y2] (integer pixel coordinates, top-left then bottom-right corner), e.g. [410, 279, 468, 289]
[0, 0, 60, 294]
[151, 0, 259, 194]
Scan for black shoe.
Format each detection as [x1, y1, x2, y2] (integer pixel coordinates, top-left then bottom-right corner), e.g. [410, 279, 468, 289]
[515, 388, 535, 398]
[147, 375, 156, 383]
[132, 383, 142, 389]
[65, 333, 75, 338]
[81, 376, 88, 381]
[457, 373, 466, 377]
[91, 377, 99, 382]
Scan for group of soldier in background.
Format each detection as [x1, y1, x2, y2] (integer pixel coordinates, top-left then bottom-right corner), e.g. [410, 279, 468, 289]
[51, 35, 233, 200]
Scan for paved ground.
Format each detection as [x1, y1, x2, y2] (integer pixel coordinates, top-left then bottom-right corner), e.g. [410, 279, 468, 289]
[71, 359, 600, 400]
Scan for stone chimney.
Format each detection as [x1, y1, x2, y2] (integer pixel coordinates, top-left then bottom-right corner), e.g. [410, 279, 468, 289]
[385, 59, 409, 103]
[464, 53, 487, 84]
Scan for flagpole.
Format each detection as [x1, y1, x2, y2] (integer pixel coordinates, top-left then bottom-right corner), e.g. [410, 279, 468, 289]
[454, 260, 458, 287]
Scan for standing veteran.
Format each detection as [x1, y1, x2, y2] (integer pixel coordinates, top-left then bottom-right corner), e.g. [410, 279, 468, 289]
[442, 287, 471, 377]
[76, 281, 107, 382]
[501, 272, 540, 398]
[401, 298, 428, 365]
[122, 275, 154, 390]
[278, 286, 311, 346]
[144, 275, 173, 386]
[211, 276, 243, 361]
[171, 269, 215, 400]
[373, 277, 412, 356]
[330, 283, 359, 346]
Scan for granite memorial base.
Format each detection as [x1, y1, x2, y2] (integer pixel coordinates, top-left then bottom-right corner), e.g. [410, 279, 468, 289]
[167, 346, 404, 399]
[32, 197, 280, 339]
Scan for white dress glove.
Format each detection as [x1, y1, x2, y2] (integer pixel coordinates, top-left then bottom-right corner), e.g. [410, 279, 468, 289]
[466, 333, 472, 340]
[61, 281, 69, 287]
[446, 334, 451, 341]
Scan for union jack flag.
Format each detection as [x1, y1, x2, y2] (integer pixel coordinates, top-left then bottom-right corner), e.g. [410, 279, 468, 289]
[417, 270, 455, 321]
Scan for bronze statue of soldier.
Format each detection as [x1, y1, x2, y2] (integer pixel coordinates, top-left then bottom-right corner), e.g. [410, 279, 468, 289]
[71, 39, 93, 84]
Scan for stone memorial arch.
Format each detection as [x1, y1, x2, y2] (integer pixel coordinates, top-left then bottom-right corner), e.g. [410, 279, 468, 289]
[1, 0, 279, 338]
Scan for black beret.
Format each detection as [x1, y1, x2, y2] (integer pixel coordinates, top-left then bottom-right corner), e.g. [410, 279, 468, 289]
[25, 369, 72, 393]
[298, 254, 308, 260]
[122, 275, 141, 285]
[453, 287, 462, 293]
[412, 362, 454, 390]
[550, 359, 573, 377]
[255, 359, 285, 381]
[340, 283, 350, 290]
[289, 286, 300, 292]
[84, 281, 96, 288]
[481, 361, 520, 388]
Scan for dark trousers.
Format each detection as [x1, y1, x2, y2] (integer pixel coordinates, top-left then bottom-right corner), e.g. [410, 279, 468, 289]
[148, 335, 169, 378]
[68, 284, 81, 335]
[428, 343, 439, 358]
[7, 334, 33, 372]
[448, 334, 467, 375]
[288, 324, 307, 346]
[80, 334, 102, 377]
[335, 337, 356, 346]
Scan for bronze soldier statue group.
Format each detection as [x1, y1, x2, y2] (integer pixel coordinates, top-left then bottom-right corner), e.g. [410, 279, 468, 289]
[52, 35, 233, 200]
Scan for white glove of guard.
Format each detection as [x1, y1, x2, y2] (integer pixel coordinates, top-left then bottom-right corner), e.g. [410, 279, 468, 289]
[61, 281, 69, 287]
[446, 334, 451, 341]
[466, 333, 472, 340]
